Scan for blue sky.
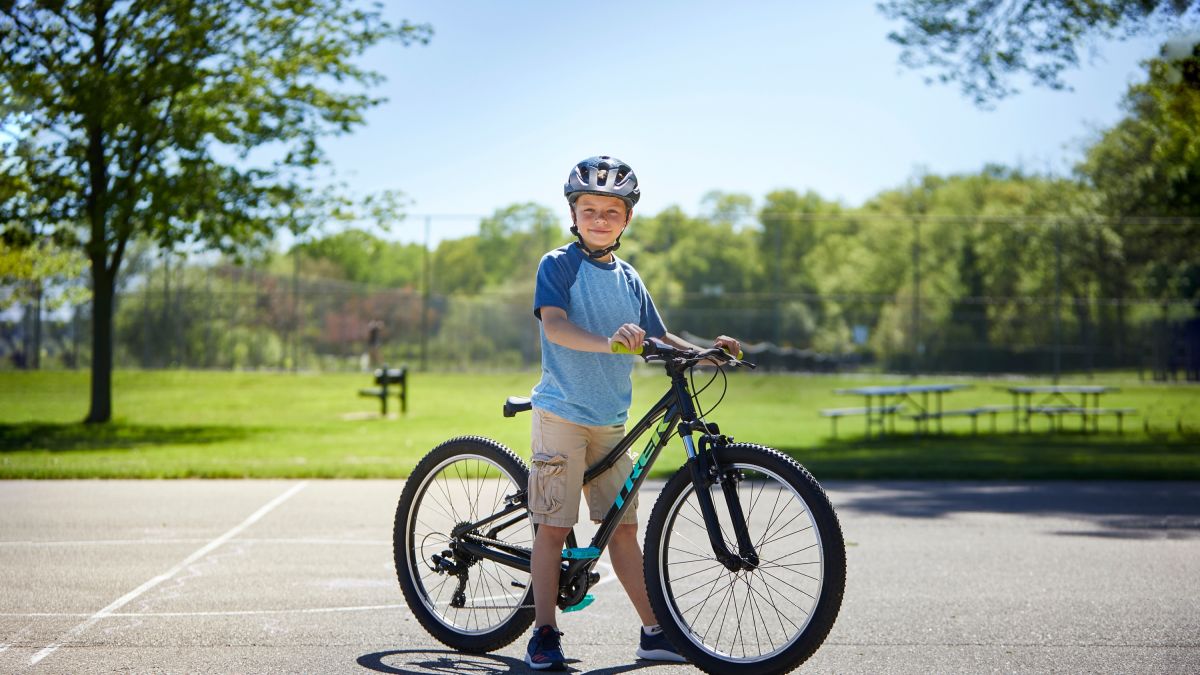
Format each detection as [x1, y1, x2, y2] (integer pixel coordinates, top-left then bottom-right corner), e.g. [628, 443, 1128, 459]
[321, 2, 1165, 245]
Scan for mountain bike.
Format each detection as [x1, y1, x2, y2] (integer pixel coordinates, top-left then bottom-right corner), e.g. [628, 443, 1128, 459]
[393, 338, 845, 674]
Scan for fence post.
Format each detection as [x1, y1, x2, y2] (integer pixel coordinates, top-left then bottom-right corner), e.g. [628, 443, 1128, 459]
[1053, 220, 1062, 383]
[421, 215, 431, 372]
[911, 217, 921, 376]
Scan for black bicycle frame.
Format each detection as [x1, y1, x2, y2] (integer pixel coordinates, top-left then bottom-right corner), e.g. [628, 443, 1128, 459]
[456, 361, 760, 583]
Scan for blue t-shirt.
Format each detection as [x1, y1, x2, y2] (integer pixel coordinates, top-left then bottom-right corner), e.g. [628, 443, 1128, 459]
[531, 244, 667, 426]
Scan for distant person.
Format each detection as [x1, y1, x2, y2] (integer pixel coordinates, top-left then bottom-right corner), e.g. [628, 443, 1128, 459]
[365, 319, 383, 370]
[524, 156, 741, 670]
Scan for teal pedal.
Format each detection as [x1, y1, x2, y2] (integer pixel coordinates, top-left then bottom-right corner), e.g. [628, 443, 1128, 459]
[563, 594, 594, 612]
[562, 547, 600, 560]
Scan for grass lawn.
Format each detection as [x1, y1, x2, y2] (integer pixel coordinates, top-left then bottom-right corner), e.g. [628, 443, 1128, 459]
[1, 368, 1198, 479]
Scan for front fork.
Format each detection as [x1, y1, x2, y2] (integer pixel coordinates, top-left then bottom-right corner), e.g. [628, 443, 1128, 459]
[682, 428, 759, 571]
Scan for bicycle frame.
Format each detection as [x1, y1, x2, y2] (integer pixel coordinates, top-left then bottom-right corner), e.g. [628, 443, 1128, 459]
[454, 357, 761, 600]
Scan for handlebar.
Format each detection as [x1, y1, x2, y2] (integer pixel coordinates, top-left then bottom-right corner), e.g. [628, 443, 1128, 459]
[610, 338, 755, 369]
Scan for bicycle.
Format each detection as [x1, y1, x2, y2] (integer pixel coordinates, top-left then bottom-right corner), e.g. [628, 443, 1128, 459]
[393, 338, 845, 674]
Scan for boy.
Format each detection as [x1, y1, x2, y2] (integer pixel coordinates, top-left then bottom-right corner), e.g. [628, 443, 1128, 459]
[525, 155, 740, 670]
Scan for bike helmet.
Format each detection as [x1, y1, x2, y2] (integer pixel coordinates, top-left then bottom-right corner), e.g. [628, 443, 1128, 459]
[564, 156, 640, 209]
[565, 156, 640, 259]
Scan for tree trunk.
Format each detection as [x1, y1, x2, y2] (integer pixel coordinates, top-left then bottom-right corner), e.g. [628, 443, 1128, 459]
[85, 261, 114, 424]
[83, 0, 113, 424]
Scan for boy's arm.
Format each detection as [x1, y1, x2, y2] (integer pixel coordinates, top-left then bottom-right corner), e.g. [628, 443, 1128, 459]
[540, 306, 646, 353]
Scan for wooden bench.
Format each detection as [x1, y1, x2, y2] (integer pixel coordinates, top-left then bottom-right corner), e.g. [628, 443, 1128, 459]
[908, 405, 1014, 434]
[359, 364, 407, 416]
[819, 405, 902, 438]
[1028, 406, 1137, 434]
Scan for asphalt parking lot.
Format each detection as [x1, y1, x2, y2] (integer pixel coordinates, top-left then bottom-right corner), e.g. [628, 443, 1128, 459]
[1, 479, 1197, 674]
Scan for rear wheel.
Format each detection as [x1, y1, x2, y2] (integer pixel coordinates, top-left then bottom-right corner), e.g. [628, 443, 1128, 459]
[643, 443, 846, 674]
[393, 436, 535, 652]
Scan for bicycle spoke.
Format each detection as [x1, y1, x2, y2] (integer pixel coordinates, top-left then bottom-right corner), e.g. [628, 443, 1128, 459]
[757, 523, 815, 550]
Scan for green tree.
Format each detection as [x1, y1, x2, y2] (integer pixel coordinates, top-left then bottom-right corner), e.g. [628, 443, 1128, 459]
[0, 1, 430, 421]
[757, 190, 841, 345]
[293, 229, 423, 289]
[1077, 37, 1200, 306]
[477, 202, 562, 287]
[0, 237, 88, 368]
[879, 0, 1198, 106]
[432, 236, 487, 295]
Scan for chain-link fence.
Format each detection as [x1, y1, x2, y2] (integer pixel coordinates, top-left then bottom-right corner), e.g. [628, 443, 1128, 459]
[4, 218, 1198, 380]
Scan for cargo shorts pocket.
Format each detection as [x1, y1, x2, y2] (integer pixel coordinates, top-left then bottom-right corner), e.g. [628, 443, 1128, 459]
[528, 452, 567, 516]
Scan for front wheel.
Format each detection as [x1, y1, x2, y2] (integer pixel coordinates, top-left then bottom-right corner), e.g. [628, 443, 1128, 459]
[643, 443, 846, 674]
[393, 436, 535, 652]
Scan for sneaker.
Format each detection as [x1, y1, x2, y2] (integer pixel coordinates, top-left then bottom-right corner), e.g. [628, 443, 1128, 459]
[525, 624, 566, 671]
[636, 626, 687, 663]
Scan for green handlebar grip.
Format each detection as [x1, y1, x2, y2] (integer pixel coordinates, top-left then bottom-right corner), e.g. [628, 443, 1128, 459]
[610, 341, 642, 355]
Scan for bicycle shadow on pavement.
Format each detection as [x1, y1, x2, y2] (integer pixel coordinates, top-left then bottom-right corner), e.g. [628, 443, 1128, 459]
[357, 650, 519, 674]
[357, 650, 683, 674]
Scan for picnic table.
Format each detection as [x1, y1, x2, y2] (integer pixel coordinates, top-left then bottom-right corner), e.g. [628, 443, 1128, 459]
[826, 384, 971, 438]
[1002, 385, 1135, 433]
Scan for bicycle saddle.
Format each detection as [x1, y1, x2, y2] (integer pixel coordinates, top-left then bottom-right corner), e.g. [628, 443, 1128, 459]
[503, 396, 532, 417]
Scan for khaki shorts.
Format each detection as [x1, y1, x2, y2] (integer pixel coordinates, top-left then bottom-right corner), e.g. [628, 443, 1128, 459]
[528, 407, 638, 528]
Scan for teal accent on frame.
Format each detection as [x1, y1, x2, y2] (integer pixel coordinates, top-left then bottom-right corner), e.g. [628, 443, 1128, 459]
[613, 414, 674, 511]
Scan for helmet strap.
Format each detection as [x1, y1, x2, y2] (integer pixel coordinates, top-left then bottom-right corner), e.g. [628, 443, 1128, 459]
[569, 225, 621, 259]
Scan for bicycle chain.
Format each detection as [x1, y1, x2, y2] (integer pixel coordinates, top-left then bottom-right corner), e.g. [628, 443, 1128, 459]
[445, 533, 536, 609]
[460, 532, 531, 556]
[447, 534, 598, 610]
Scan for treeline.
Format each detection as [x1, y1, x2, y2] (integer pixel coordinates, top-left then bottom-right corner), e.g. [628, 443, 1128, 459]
[265, 166, 1191, 371]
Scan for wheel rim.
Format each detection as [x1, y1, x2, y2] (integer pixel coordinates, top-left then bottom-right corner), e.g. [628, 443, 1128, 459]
[657, 462, 825, 662]
[406, 452, 532, 634]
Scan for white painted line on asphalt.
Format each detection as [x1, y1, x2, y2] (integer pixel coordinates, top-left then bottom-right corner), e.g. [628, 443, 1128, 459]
[0, 539, 213, 547]
[113, 603, 410, 617]
[0, 613, 91, 618]
[28, 481, 309, 666]
[5, 562, 616, 624]
[0, 537, 388, 547]
[1, 604, 407, 619]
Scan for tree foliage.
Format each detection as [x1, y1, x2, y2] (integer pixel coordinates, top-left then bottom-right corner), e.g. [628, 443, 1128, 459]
[0, 0, 430, 420]
[0, 238, 88, 311]
[880, 0, 1200, 105]
[1077, 36, 1200, 303]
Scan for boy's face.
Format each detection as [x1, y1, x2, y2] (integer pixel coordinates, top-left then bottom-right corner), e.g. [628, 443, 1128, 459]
[570, 194, 630, 253]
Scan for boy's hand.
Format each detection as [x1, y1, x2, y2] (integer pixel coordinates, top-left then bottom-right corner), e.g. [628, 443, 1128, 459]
[609, 323, 646, 352]
[713, 335, 741, 358]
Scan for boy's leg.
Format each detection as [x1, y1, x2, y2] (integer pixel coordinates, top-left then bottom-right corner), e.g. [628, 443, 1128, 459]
[532, 524, 571, 628]
[607, 522, 657, 626]
[528, 408, 588, 629]
[610, 523, 687, 662]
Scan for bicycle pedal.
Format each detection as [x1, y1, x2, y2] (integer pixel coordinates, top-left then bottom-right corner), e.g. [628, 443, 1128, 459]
[562, 547, 600, 560]
[563, 594, 594, 613]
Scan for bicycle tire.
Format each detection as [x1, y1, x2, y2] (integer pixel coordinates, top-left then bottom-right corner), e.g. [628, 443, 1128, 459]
[393, 436, 536, 652]
[643, 443, 845, 674]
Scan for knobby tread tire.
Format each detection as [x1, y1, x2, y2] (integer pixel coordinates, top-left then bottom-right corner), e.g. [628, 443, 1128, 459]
[643, 443, 846, 674]
[393, 436, 535, 653]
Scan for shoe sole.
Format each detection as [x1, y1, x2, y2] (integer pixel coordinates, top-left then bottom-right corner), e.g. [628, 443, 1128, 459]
[525, 652, 566, 671]
[636, 647, 688, 663]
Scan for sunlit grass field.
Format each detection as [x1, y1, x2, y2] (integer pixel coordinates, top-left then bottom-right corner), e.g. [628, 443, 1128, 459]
[2, 368, 1198, 479]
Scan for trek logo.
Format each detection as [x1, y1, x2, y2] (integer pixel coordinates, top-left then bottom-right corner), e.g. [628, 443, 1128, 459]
[614, 416, 673, 509]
